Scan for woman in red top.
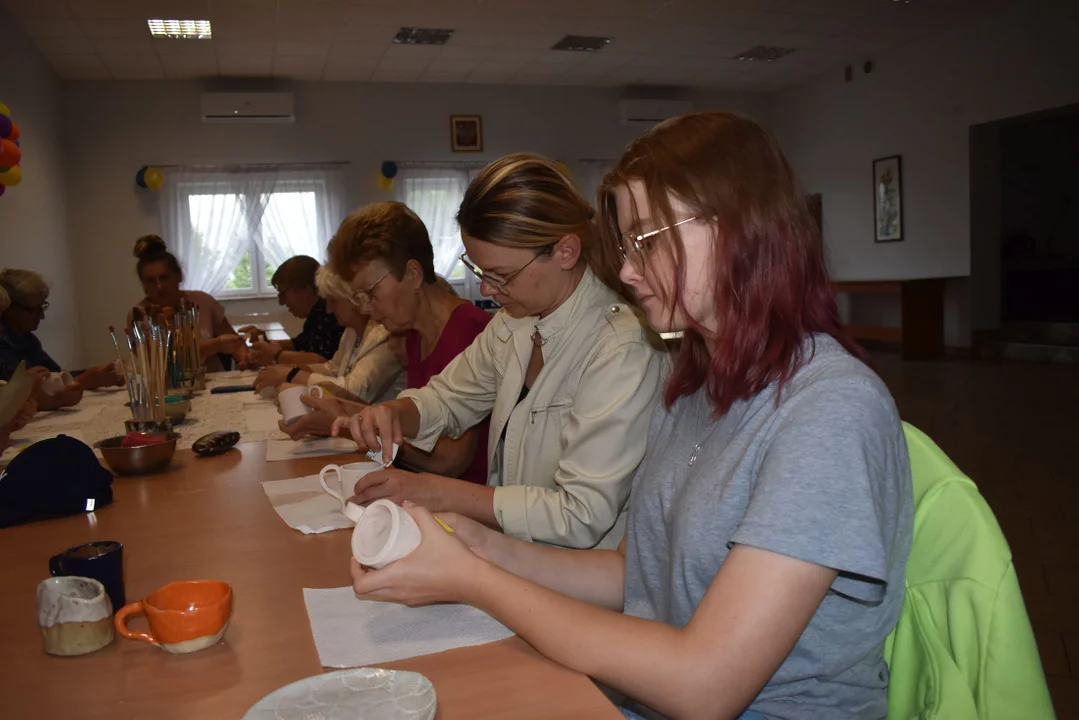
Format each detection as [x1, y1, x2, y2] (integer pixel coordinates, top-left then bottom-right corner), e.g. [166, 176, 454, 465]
[308, 201, 491, 484]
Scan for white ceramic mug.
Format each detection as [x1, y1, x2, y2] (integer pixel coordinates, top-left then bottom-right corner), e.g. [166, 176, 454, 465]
[41, 371, 74, 397]
[344, 499, 422, 569]
[36, 576, 114, 656]
[278, 385, 324, 424]
[318, 460, 382, 510]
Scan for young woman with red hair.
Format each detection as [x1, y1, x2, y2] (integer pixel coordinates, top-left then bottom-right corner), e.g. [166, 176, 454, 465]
[347, 112, 914, 720]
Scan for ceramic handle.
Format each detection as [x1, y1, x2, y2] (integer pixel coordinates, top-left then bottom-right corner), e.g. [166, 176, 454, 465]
[319, 465, 345, 504]
[114, 602, 156, 645]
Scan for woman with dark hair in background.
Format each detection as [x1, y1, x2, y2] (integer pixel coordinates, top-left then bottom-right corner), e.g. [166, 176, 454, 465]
[128, 235, 249, 372]
[242, 254, 344, 367]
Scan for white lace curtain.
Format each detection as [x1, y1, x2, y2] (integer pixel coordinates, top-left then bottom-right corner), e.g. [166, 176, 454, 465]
[159, 165, 345, 293]
[394, 163, 482, 277]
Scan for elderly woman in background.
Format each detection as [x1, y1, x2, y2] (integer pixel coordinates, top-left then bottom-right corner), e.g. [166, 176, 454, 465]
[241, 255, 344, 367]
[129, 235, 249, 371]
[0, 269, 120, 409]
[290, 201, 493, 483]
[333, 156, 668, 549]
[0, 286, 39, 451]
[255, 267, 403, 406]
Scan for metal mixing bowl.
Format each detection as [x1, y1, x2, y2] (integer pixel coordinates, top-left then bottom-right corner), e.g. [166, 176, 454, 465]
[95, 432, 180, 476]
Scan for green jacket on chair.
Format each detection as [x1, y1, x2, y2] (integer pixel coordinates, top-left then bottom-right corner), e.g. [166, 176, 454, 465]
[883, 423, 1055, 719]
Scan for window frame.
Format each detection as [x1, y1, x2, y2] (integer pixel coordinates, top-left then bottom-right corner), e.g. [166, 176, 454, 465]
[176, 177, 327, 301]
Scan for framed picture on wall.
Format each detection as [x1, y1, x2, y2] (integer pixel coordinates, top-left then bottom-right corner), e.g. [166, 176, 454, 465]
[450, 115, 483, 152]
[873, 155, 903, 242]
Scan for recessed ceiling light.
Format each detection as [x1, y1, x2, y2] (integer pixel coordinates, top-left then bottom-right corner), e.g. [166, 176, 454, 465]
[393, 27, 454, 45]
[733, 45, 795, 62]
[552, 35, 612, 52]
[147, 19, 212, 39]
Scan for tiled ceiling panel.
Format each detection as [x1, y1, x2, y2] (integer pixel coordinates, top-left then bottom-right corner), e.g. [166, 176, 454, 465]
[3, 0, 1014, 89]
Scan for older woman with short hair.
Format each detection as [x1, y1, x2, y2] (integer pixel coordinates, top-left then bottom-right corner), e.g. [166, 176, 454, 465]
[255, 267, 404, 405]
[0, 269, 120, 408]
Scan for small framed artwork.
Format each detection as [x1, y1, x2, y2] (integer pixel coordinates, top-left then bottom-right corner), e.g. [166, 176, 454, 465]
[873, 155, 903, 242]
[450, 115, 483, 153]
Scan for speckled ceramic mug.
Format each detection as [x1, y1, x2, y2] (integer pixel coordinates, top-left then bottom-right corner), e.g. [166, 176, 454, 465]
[36, 576, 114, 656]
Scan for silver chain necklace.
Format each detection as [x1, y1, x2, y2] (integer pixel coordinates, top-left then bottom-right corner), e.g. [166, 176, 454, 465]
[688, 395, 718, 467]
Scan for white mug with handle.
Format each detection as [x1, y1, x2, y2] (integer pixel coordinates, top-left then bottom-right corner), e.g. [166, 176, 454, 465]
[318, 461, 382, 510]
[278, 385, 324, 425]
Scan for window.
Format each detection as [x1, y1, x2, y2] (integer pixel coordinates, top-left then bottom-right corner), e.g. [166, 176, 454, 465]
[161, 166, 344, 298]
[396, 164, 482, 299]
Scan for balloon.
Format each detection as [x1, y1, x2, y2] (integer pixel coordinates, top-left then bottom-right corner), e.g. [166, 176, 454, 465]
[380, 160, 398, 179]
[9, 122, 18, 142]
[0, 184, 5, 198]
[0, 139, 20, 167]
[0, 103, 9, 117]
[0, 165, 23, 186]
[0, 115, 10, 139]
[135, 166, 148, 189]
[376, 174, 394, 191]
[144, 166, 164, 191]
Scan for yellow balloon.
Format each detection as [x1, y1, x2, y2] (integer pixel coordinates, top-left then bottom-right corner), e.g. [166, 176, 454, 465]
[144, 166, 164, 190]
[376, 174, 395, 191]
[0, 103, 9, 117]
[0, 165, 22, 186]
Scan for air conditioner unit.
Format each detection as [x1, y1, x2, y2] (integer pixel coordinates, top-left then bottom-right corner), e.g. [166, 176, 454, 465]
[618, 99, 694, 127]
[200, 92, 295, 123]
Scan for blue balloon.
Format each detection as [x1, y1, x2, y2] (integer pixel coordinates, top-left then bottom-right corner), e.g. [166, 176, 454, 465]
[135, 166, 148, 189]
[380, 161, 398, 179]
[0, 115, 11, 139]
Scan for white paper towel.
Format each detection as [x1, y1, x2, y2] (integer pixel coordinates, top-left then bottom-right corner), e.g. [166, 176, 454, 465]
[303, 586, 514, 668]
[265, 437, 359, 462]
[261, 474, 354, 534]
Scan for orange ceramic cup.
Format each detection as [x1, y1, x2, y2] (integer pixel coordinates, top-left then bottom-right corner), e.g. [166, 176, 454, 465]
[114, 580, 232, 654]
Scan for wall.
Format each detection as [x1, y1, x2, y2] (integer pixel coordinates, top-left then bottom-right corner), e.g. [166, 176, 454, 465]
[0, 6, 80, 367]
[768, 0, 1079, 347]
[60, 80, 767, 364]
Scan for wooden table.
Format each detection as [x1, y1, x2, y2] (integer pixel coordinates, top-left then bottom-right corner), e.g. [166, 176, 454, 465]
[0, 443, 620, 719]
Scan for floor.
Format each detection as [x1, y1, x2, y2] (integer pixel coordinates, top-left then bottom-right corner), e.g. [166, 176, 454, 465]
[871, 350, 1079, 718]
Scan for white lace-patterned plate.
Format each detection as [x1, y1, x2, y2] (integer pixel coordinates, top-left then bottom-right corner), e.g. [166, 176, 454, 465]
[243, 668, 436, 720]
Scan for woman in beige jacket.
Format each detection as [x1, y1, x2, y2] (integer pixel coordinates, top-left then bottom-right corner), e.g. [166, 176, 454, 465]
[333, 154, 667, 549]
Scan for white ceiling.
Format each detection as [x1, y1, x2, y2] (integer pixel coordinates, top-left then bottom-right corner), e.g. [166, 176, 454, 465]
[4, 0, 1013, 90]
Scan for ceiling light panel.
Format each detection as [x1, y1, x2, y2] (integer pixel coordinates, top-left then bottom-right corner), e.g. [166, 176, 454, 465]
[733, 45, 795, 62]
[147, 19, 212, 39]
[393, 28, 454, 46]
[551, 35, 612, 52]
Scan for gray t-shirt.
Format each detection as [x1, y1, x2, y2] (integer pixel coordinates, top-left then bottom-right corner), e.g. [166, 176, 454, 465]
[623, 334, 913, 720]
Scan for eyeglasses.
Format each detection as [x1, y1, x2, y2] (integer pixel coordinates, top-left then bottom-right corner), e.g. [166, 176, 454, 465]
[619, 215, 715, 271]
[459, 247, 551, 295]
[349, 271, 390, 306]
[15, 301, 49, 315]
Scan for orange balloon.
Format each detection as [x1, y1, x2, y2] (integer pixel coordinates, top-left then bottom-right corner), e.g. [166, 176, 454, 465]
[0, 139, 20, 167]
[9, 122, 18, 142]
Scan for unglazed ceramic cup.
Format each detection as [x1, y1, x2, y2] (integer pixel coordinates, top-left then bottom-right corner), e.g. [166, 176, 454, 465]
[37, 576, 115, 656]
[41, 371, 74, 397]
[114, 580, 232, 654]
[345, 500, 422, 570]
[278, 385, 324, 425]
